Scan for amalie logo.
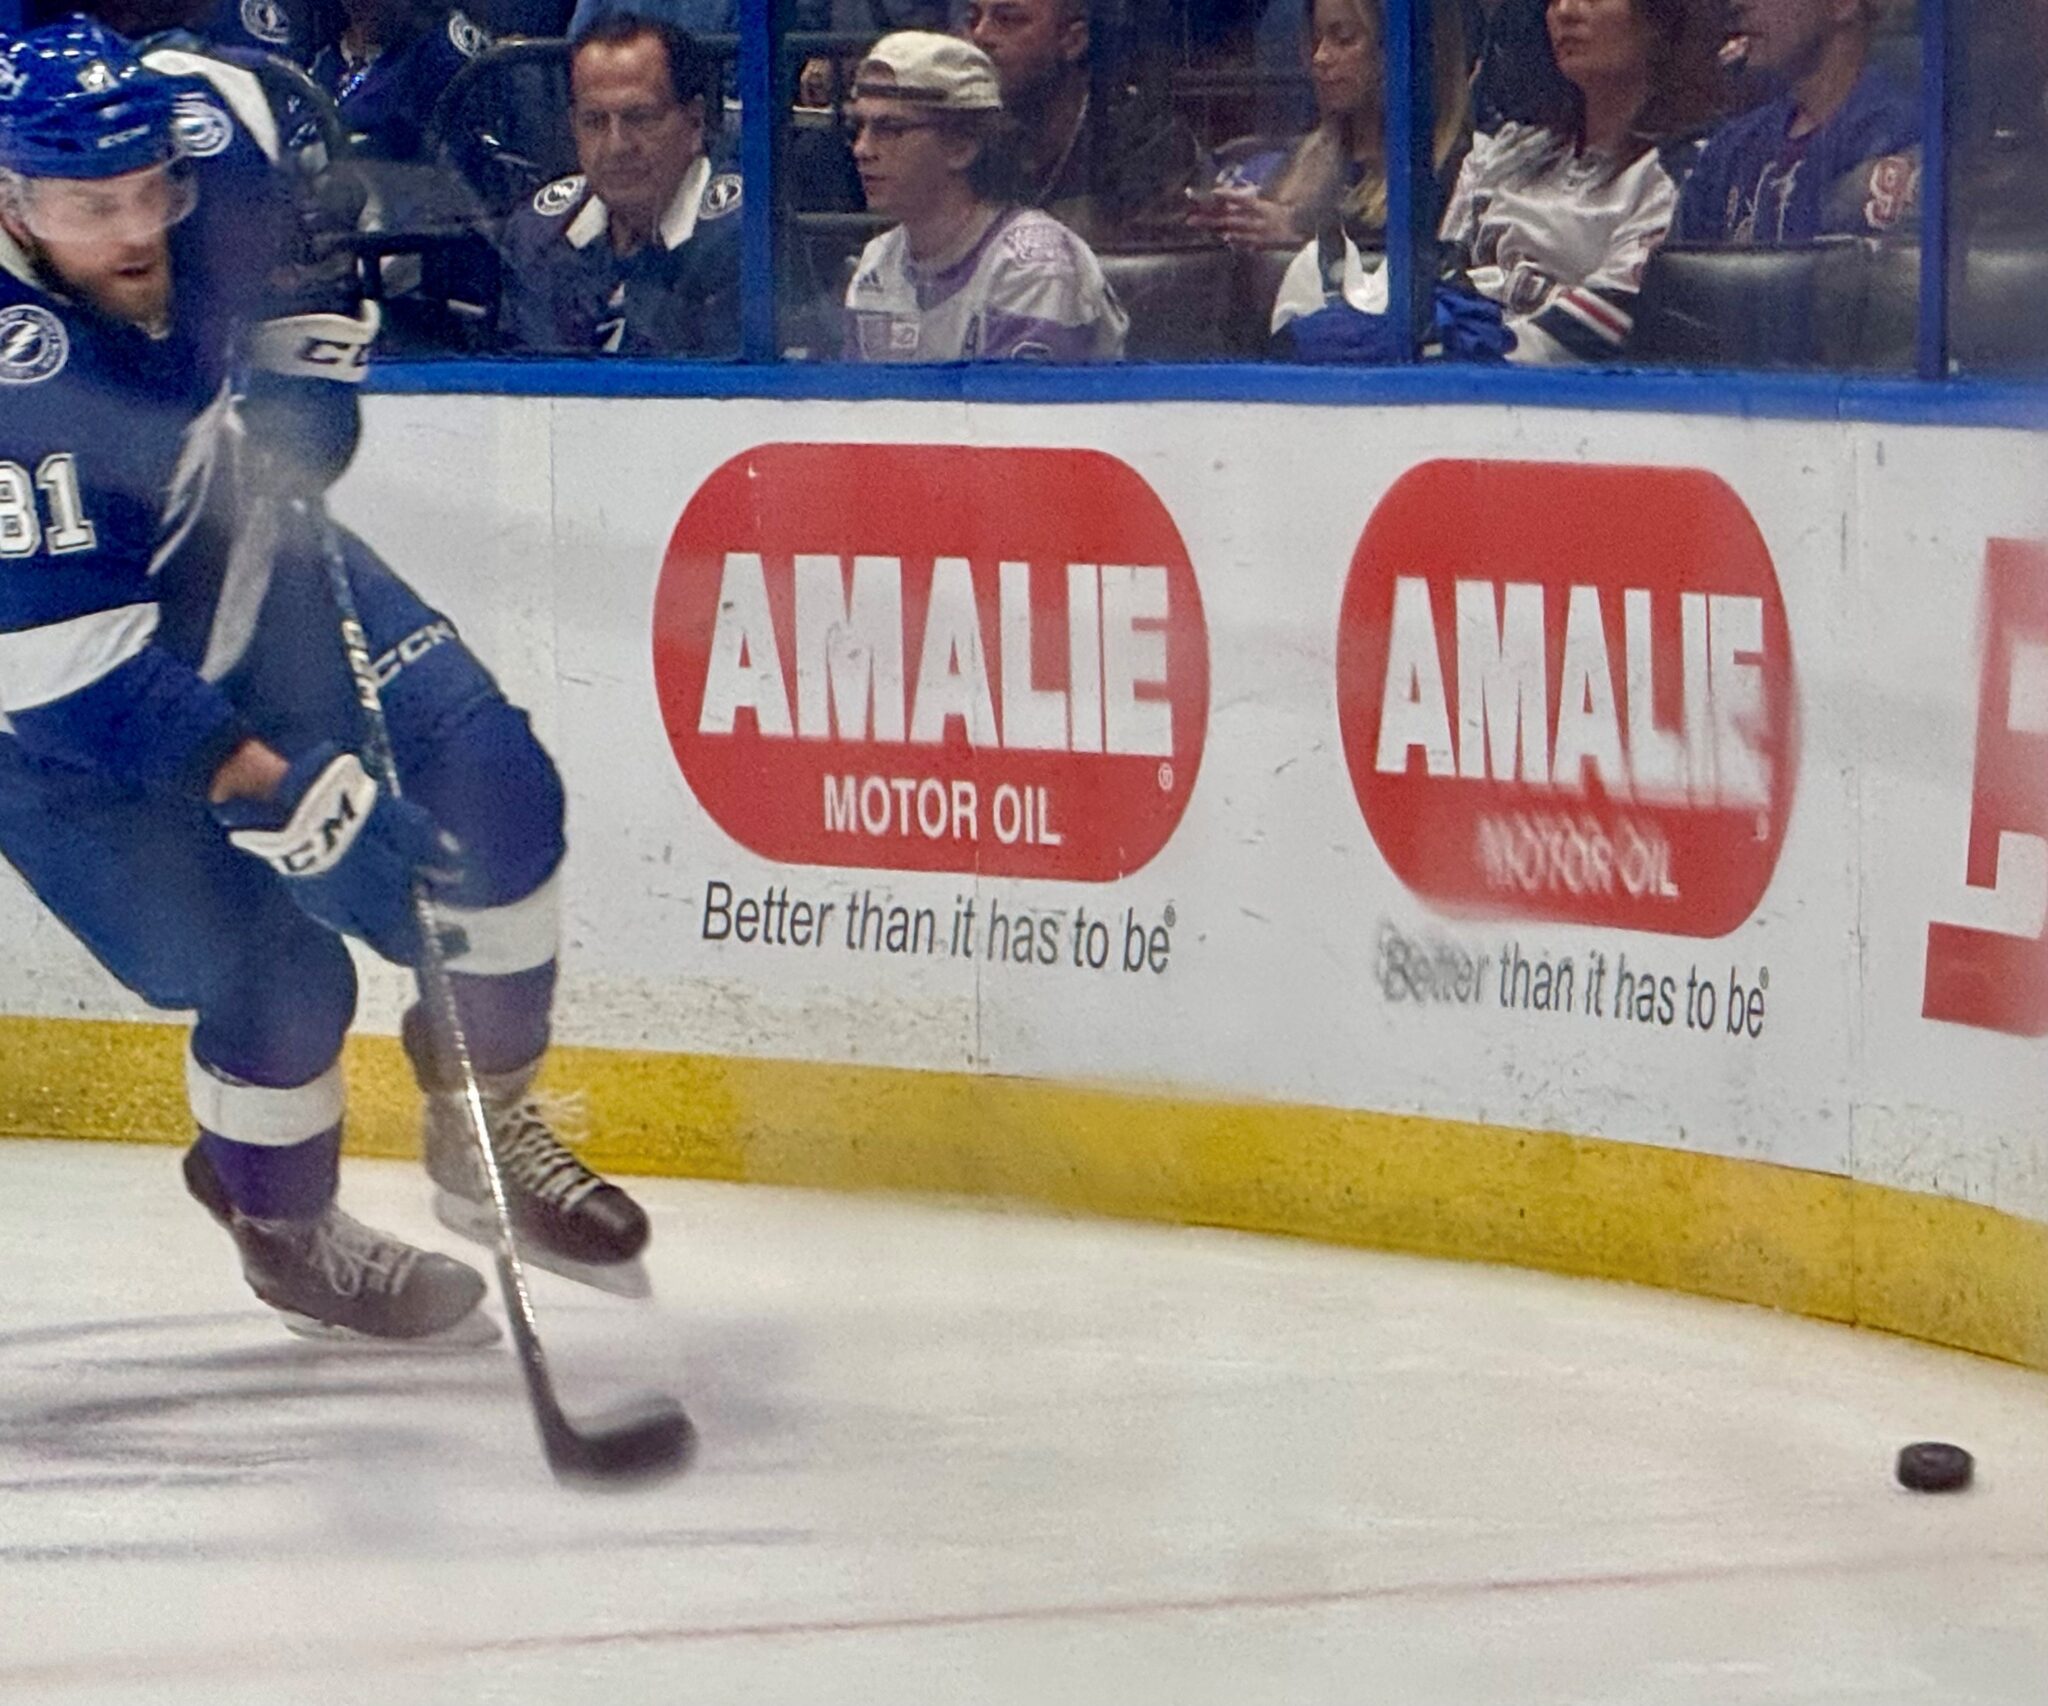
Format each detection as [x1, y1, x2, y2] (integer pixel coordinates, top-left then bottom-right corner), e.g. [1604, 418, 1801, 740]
[652, 443, 1209, 880]
[1337, 460, 1798, 937]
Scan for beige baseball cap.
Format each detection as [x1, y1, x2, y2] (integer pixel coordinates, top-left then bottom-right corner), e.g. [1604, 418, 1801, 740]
[852, 31, 1003, 110]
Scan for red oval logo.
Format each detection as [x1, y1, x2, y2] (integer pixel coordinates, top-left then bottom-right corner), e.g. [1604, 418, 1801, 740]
[653, 443, 1209, 881]
[1337, 460, 1798, 937]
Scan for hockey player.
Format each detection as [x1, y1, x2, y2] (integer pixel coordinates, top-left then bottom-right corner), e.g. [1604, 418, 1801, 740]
[843, 31, 1126, 363]
[0, 17, 649, 1342]
[497, 14, 741, 357]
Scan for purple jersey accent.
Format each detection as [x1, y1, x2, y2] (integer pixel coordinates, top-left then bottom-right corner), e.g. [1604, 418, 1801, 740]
[844, 206, 1127, 364]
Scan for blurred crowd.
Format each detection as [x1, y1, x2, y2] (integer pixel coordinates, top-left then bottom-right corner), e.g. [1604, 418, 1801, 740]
[39, 0, 2048, 366]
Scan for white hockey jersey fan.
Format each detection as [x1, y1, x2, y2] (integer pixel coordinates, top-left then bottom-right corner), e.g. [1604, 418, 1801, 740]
[1439, 122, 1683, 363]
[845, 205, 1128, 363]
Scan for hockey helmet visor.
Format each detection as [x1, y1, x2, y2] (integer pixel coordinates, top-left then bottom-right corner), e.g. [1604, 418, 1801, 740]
[9, 160, 195, 246]
[0, 16, 181, 181]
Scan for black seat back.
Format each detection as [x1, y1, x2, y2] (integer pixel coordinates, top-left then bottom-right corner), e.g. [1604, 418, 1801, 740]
[426, 38, 575, 218]
[1956, 242, 2048, 373]
[1098, 247, 1236, 360]
[1630, 243, 1830, 366]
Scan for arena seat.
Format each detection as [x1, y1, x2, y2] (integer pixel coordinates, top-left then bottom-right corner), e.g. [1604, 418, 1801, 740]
[426, 38, 576, 218]
[1097, 247, 1237, 360]
[1230, 243, 1301, 354]
[1831, 238, 1917, 371]
[1629, 243, 1830, 367]
[1954, 242, 2048, 372]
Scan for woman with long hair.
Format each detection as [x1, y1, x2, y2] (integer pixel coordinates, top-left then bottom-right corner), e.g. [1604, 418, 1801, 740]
[1191, 0, 1471, 248]
[1436, 0, 1724, 359]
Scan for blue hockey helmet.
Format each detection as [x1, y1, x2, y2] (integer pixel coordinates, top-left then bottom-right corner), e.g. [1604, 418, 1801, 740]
[0, 16, 180, 181]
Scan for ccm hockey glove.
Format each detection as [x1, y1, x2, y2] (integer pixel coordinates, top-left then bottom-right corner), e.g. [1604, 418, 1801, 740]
[214, 742, 464, 965]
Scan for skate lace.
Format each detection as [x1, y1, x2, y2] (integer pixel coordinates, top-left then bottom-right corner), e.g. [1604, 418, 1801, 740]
[494, 1096, 604, 1212]
[306, 1209, 416, 1298]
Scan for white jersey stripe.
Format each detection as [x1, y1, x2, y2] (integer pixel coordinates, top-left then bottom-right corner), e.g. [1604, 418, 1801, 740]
[186, 1048, 345, 1149]
[0, 602, 159, 712]
[437, 868, 562, 976]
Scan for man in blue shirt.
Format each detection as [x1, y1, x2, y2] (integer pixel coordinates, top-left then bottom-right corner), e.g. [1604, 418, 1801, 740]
[496, 14, 740, 355]
[1673, 0, 1918, 243]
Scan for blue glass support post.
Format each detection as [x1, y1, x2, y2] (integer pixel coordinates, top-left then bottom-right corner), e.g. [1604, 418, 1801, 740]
[1917, 0, 1951, 379]
[738, 0, 782, 363]
[1382, 0, 1434, 361]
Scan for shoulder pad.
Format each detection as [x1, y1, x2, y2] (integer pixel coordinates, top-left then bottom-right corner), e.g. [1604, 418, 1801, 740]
[532, 173, 587, 217]
[699, 171, 742, 220]
[448, 11, 491, 58]
[0, 305, 70, 387]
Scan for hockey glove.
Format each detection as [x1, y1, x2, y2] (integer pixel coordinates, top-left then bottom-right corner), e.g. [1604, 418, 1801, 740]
[214, 742, 464, 966]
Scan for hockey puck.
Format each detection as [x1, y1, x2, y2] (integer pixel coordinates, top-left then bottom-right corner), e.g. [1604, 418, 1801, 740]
[1895, 1441, 1974, 1493]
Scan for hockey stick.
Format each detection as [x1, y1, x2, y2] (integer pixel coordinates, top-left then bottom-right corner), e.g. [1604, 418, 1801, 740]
[303, 496, 695, 1485]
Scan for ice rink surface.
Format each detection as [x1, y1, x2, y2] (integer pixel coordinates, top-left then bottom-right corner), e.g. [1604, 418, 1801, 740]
[2, 1138, 2044, 1706]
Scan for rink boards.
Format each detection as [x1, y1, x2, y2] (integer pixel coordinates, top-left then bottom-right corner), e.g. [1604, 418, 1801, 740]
[2, 394, 2045, 1369]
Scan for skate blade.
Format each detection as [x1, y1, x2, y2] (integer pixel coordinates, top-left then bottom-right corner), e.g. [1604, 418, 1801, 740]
[279, 1308, 502, 1350]
[432, 1191, 653, 1300]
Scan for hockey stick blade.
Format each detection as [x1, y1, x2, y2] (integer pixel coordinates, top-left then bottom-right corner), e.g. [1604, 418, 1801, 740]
[538, 1390, 698, 1486]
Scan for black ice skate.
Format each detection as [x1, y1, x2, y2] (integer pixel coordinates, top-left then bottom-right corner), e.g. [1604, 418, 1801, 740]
[411, 1049, 651, 1298]
[184, 1145, 495, 1346]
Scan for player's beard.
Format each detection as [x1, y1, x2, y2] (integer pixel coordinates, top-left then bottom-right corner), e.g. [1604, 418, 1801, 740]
[28, 230, 173, 337]
[92, 257, 172, 335]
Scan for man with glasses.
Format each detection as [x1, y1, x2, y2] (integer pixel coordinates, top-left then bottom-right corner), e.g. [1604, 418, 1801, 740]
[842, 30, 1125, 361]
[498, 14, 740, 356]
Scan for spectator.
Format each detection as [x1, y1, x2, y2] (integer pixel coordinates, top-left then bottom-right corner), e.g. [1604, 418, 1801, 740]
[1190, 0, 1471, 249]
[497, 15, 740, 354]
[309, 0, 491, 160]
[1672, 0, 1918, 241]
[843, 32, 1127, 360]
[961, 0, 1200, 244]
[1438, 0, 1721, 360]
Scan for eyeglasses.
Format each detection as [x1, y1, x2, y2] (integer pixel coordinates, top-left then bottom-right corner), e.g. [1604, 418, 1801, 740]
[840, 113, 942, 144]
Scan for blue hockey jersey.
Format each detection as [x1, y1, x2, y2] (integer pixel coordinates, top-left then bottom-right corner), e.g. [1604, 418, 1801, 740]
[309, 10, 488, 162]
[1672, 66, 1921, 245]
[496, 158, 743, 357]
[0, 49, 326, 795]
